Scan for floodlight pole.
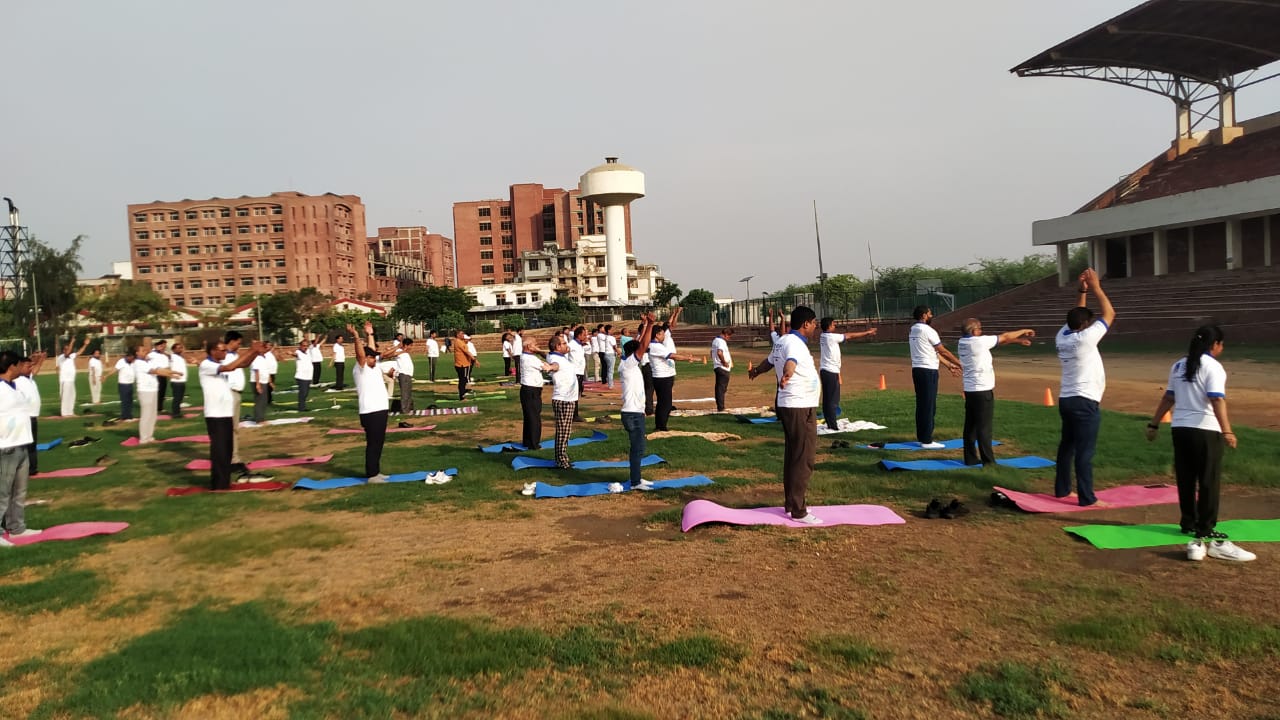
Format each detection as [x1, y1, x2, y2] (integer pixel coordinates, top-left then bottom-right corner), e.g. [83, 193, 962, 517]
[813, 201, 827, 305]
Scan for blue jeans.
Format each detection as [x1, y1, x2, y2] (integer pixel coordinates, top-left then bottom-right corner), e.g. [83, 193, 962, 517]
[603, 353, 616, 388]
[620, 411, 646, 485]
[118, 382, 135, 420]
[1055, 395, 1101, 505]
[911, 367, 938, 443]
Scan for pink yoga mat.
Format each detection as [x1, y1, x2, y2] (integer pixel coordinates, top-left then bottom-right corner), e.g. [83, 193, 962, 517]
[122, 435, 210, 447]
[326, 424, 438, 435]
[992, 484, 1179, 513]
[5, 522, 129, 546]
[166, 481, 293, 496]
[32, 466, 107, 479]
[681, 499, 907, 532]
[184, 454, 333, 471]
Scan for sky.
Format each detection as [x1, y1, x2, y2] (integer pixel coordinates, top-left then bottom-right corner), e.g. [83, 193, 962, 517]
[9, 0, 1280, 299]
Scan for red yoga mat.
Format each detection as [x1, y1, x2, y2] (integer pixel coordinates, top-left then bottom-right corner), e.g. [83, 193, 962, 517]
[5, 522, 129, 546]
[184, 454, 333, 471]
[166, 481, 293, 496]
[122, 435, 210, 447]
[32, 466, 107, 479]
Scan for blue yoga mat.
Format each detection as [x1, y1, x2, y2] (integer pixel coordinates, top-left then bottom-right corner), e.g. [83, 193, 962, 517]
[736, 413, 825, 425]
[534, 474, 714, 498]
[293, 468, 458, 490]
[858, 439, 1003, 451]
[479, 430, 607, 454]
[37, 438, 63, 451]
[879, 456, 1054, 472]
[512, 454, 666, 471]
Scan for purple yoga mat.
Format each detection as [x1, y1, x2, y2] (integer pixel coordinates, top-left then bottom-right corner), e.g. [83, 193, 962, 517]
[993, 484, 1179, 513]
[184, 454, 333, 471]
[5, 522, 129, 546]
[681, 499, 907, 532]
[122, 435, 210, 447]
[32, 466, 107, 479]
[326, 424, 438, 435]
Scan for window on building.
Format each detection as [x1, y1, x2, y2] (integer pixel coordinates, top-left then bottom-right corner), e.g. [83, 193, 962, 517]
[219, 208, 230, 217]
[188, 245, 200, 254]
[205, 245, 217, 254]
[480, 251, 493, 260]
[576, 226, 584, 235]
[254, 225, 267, 233]
[499, 206, 511, 217]
[221, 227, 232, 235]
[274, 259, 286, 267]
[255, 242, 268, 251]
[225, 295, 236, 304]
[273, 240, 284, 249]
[171, 246, 182, 255]
[223, 261, 234, 270]
[191, 297, 204, 306]
[156, 264, 168, 273]
[236, 208, 249, 217]
[208, 279, 220, 287]
[478, 207, 491, 217]
[154, 230, 167, 239]
[531, 292, 540, 302]
[271, 206, 282, 215]
[515, 293, 526, 304]
[242, 278, 254, 285]
[503, 263, 514, 273]
[190, 280, 203, 289]
[479, 236, 492, 246]
[189, 263, 201, 271]
[254, 207, 267, 216]
[186, 211, 198, 220]
[201, 210, 214, 219]
[271, 224, 283, 233]
[134, 214, 149, 223]
[138, 266, 151, 274]
[527, 259, 539, 270]
[482, 279, 495, 285]
[202, 228, 214, 236]
[501, 235, 513, 245]
[596, 277, 606, 287]
[481, 264, 494, 274]
[169, 211, 180, 221]
[500, 221, 513, 231]
[542, 217, 555, 229]
[543, 204, 554, 213]
[501, 249, 514, 259]
[238, 226, 250, 234]
[136, 230, 150, 240]
[240, 260, 252, 269]
[222, 244, 233, 252]
[173, 280, 184, 289]
[239, 243, 251, 252]
[137, 248, 150, 257]
[277, 276, 288, 285]
[478, 222, 491, 231]
[174, 297, 185, 306]
[257, 260, 270, 268]
[172, 264, 183, 272]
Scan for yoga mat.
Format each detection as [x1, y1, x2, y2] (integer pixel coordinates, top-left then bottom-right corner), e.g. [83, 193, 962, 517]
[166, 481, 293, 496]
[122, 435, 210, 447]
[5, 522, 129, 546]
[479, 430, 608, 454]
[37, 438, 62, 451]
[1064, 519, 1280, 550]
[32, 466, 107, 479]
[533, 475, 714, 498]
[184, 454, 333, 471]
[681, 500, 907, 532]
[325, 424, 438, 436]
[859, 439, 1003, 451]
[736, 415, 778, 424]
[511, 454, 666, 472]
[673, 397, 716, 403]
[816, 420, 887, 435]
[239, 417, 315, 428]
[993, 484, 1178, 513]
[401, 406, 478, 416]
[293, 468, 458, 490]
[879, 456, 1055, 471]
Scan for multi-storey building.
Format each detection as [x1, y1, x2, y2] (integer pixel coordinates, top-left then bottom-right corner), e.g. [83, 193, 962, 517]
[126, 192, 369, 309]
[366, 226, 457, 302]
[452, 183, 632, 286]
[517, 235, 663, 304]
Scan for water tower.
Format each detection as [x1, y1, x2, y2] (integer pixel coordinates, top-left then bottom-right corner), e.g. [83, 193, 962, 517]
[578, 157, 644, 303]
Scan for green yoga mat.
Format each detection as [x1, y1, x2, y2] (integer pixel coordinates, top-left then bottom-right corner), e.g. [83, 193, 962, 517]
[1065, 519, 1280, 549]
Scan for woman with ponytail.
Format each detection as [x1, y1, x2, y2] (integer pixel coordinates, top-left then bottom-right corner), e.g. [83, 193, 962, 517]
[1145, 325, 1254, 562]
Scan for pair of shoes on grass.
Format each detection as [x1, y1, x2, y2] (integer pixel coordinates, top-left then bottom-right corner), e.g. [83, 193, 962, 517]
[925, 498, 969, 519]
[68, 436, 101, 448]
[829, 440, 850, 449]
[1186, 533, 1256, 562]
[424, 471, 451, 485]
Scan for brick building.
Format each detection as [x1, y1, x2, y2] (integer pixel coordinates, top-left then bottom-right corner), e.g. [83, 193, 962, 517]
[367, 226, 457, 302]
[127, 192, 369, 309]
[452, 183, 631, 286]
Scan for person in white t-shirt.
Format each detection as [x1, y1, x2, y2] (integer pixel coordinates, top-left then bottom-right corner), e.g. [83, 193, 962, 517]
[56, 336, 90, 416]
[908, 306, 963, 449]
[426, 331, 440, 382]
[601, 325, 618, 389]
[620, 314, 658, 490]
[773, 306, 823, 524]
[262, 342, 280, 404]
[957, 318, 1034, 466]
[104, 348, 139, 420]
[547, 334, 579, 469]
[133, 345, 176, 445]
[509, 328, 523, 363]
[169, 343, 190, 418]
[330, 335, 347, 391]
[294, 338, 314, 412]
[647, 321, 696, 432]
[87, 349, 104, 405]
[1144, 324, 1253, 562]
[389, 338, 415, 414]
[816, 318, 878, 430]
[16, 353, 45, 477]
[250, 351, 273, 424]
[199, 339, 263, 490]
[0, 350, 39, 545]
[1054, 268, 1115, 507]
[347, 322, 395, 482]
[146, 339, 171, 414]
[501, 332, 514, 377]
[223, 331, 249, 470]
[567, 327, 589, 422]
[516, 339, 552, 451]
[711, 328, 735, 412]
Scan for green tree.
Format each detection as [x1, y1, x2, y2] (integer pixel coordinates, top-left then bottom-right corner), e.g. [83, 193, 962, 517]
[652, 282, 682, 307]
[816, 274, 863, 318]
[14, 234, 85, 346]
[683, 288, 717, 307]
[500, 314, 526, 331]
[87, 280, 173, 329]
[538, 295, 581, 327]
[436, 310, 467, 334]
[393, 286, 474, 326]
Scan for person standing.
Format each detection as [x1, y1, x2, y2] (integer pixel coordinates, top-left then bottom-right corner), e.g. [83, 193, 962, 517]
[308, 335, 324, 385]
[56, 336, 90, 416]
[426, 331, 440, 382]
[0, 350, 39, 546]
[501, 332, 514, 377]
[620, 314, 657, 490]
[87, 349, 104, 406]
[331, 335, 346, 391]
[106, 348, 138, 421]
[250, 349, 272, 424]
[602, 325, 618, 389]
[510, 327, 524, 365]
[198, 340, 262, 490]
[452, 330, 476, 401]
[391, 338, 415, 414]
[16, 354, 44, 477]
[1144, 325, 1253, 561]
[294, 338, 314, 411]
[465, 334, 479, 387]
[262, 341, 279, 404]
[147, 340, 171, 413]
[908, 306, 962, 450]
[568, 327, 588, 422]
[711, 328, 735, 412]
[773, 306, 823, 524]
[547, 334, 579, 469]
[517, 339, 550, 450]
[818, 319, 879, 431]
[593, 326, 607, 383]
[223, 331, 249, 472]
[169, 343, 189, 418]
[956, 318, 1034, 466]
[348, 322, 393, 483]
[1055, 268, 1115, 507]
[135, 348, 176, 445]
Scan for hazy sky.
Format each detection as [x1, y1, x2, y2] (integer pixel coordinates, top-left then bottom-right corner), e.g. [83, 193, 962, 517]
[10, 0, 1279, 299]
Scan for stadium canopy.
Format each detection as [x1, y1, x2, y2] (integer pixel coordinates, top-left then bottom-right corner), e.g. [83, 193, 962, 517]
[1012, 0, 1280, 103]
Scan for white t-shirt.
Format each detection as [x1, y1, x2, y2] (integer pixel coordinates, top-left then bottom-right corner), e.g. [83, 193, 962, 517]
[773, 332, 820, 408]
[199, 358, 234, 418]
[88, 356, 103, 379]
[250, 355, 271, 385]
[619, 354, 644, 413]
[502, 340, 512, 358]
[353, 362, 390, 414]
[225, 350, 246, 391]
[549, 352, 579, 402]
[649, 341, 676, 379]
[57, 352, 78, 383]
[16, 376, 40, 417]
[466, 341, 477, 360]
[395, 349, 414, 377]
[169, 353, 188, 383]
[567, 338, 586, 375]
[909, 322, 942, 370]
[134, 359, 159, 393]
[0, 381, 35, 448]
[605, 335, 617, 355]
[819, 332, 845, 373]
[712, 337, 732, 371]
[511, 333, 523, 356]
[146, 350, 168, 373]
[263, 352, 279, 376]
[1167, 354, 1227, 432]
[294, 349, 313, 381]
[332, 342, 345, 363]
[519, 352, 545, 387]
[1057, 320, 1109, 402]
[958, 335, 1000, 393]
[308, 344, 323, 363]
[427, 338, 440, 358]
[114, 358, 136, 385]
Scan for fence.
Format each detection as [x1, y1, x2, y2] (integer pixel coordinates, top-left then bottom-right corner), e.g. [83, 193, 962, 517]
[710, 285, 1021, 327]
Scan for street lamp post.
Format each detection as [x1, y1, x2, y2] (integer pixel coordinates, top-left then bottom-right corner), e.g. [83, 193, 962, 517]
[738, 275, 753, 325]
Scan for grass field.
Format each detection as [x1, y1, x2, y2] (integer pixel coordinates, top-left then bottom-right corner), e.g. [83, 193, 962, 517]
[3, 350, 1279, 719]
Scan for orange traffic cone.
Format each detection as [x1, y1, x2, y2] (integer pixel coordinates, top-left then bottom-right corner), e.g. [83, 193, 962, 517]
[878, 374, 887, 391]
[1043, 388, 1054, 407]
[1161, 410, 1172, 424]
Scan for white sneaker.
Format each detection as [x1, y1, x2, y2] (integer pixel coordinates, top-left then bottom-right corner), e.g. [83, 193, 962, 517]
[521, 482, 537, 496]
[635, 479, 656, 491]
[9, 528, 42, 538]
[920, 442, 946, 450]
[1186, 539, 1206, 561]
[1207, 540, 1256, 562]
[367, 474, 390, 484]
[428, 471, 452, 485]
[793, 513, 823, 525]
[0, 537, 12, 548]
[607, 482, 625, 494]
[238, 473, 274, 483]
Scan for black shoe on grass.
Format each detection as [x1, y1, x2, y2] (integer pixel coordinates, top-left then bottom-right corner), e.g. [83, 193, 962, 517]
[924, 498, 943, 519]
